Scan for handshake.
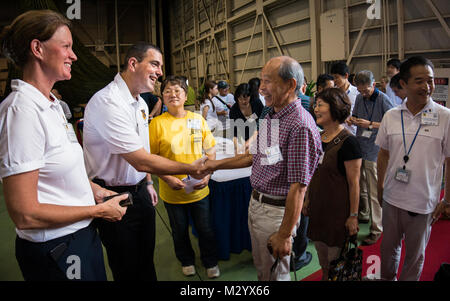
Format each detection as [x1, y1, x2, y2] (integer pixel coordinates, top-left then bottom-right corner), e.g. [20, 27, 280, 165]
[189, 156, 217, 180]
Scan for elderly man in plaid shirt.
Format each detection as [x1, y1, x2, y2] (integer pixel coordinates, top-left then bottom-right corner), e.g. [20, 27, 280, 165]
[206, 56, 322, 280]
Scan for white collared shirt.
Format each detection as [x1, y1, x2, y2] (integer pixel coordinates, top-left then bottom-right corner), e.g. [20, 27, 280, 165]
[375, 98, 450, 214]
[83, 73, 149, 186]
[0, 80, 94, 242]
[386, 83, 403, 106]
[344, 84, 359, 135]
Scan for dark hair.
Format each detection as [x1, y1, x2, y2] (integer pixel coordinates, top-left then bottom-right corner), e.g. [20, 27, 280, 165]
[315, 88, 351, 123]
[399, 56, 434, 83]
[161, 75, 188, 94]
[202, 80, 217, 111]
[389, 73, 402, 89]
[234, 83, 251, 103]
[0, 10, 71, 68]
[387, 58, 401, 70]
[123, 42, 162, 71]
[316, 74, 334, 89]
[330, 61, 349, 76]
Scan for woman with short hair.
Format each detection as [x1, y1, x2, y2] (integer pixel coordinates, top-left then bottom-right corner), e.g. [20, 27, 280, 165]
[304, 88, 362, 281]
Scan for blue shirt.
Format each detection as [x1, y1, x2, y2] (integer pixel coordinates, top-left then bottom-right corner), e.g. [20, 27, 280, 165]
[353, 88, 395, 161]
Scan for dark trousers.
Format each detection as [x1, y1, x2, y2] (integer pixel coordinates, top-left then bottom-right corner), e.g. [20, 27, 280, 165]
[292, 213, 309, 260]
[94, 179, 157, 281]
[164, 196, 218, 268]
[15, 224, 106, 281]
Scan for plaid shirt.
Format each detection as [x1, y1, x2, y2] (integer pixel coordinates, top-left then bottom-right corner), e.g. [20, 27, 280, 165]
[251, 99, 322, 196]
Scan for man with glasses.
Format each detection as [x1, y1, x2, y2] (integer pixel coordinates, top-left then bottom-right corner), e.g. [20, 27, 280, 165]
[349, 70, 394, 245]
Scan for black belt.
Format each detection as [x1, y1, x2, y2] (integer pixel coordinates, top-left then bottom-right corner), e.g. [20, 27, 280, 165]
[93, 178, 146, 194]
[252, 190, 285, 207]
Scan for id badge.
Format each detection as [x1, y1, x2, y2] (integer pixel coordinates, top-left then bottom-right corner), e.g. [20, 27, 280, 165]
[318, 153, 324, 165]
[64, 123, 78, 143]
[187, 119, 201, 130]
[264, 145, 283, 165]
[361, 129, 373, 138]
[421, 112, 438, 126]
[395, 168, 411, 183]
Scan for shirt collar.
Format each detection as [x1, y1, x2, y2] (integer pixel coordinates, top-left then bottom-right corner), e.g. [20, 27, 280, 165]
[114, 73, 139, 105]
[11, 79, 58, 110]
[369, 88, 379, 102]
[400, 98, 436, 113]
[269, 98, 300, 119]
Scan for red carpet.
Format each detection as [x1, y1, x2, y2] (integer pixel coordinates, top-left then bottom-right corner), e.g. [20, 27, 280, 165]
[302, 218, 450, 281]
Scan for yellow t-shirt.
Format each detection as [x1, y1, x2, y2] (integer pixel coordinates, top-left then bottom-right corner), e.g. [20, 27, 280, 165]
[149, 111, 216, 204]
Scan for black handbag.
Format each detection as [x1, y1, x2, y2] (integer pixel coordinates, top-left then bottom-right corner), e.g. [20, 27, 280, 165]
[328, 235, 363, 281]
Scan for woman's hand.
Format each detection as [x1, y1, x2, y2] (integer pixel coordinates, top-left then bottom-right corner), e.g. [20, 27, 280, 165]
[193, 174, 211, 190]
[345, 216, 359, 236]
[163, 176, 186, 190]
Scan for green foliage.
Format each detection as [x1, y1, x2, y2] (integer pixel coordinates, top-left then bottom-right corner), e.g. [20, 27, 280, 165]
[305, 80, 316, 98]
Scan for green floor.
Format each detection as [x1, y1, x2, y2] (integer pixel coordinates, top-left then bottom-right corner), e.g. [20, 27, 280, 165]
[0, 180, 369, 281]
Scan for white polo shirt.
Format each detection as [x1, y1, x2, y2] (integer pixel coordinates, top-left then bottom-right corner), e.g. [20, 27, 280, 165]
[375, 99, 450, 214]
[0, 80, 94, 242]
[83, 73, 149, 186]
[344, 84, 359, 135]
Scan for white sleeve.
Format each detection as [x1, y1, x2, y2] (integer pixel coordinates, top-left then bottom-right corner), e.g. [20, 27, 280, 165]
[0, 106, 45, 178]
[443, 111, 450, 158]
[87, 97, 143, 155]
[375, 112, 389, 151]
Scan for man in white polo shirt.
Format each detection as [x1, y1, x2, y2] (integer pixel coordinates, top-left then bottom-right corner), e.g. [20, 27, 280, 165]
[376, 56, 450, 281]
[83, 42, 207, 281]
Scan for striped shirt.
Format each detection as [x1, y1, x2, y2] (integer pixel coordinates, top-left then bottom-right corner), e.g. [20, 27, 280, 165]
[250, 99, 322, 196]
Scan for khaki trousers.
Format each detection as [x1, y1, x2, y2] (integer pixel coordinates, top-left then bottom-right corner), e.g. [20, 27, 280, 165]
[360, 160, 383, 235]
[247, 193, 300, 281]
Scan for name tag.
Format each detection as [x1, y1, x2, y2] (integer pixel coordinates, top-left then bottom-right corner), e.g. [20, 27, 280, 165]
[187, 119, 201, 130]
[361, 129, 373, 138]
[421, 112, 438, 126]
[264, 145, 283, 165]
[395, 168, 411, 183]
[247, 113, 258, 122]
[64, 123, 78, 143]
[318, 153, 324, 165]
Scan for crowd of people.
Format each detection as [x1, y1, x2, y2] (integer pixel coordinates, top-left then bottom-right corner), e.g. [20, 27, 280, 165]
[0, 10, 449, 282]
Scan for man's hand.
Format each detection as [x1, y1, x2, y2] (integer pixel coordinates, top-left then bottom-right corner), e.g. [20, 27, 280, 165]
[267, 232, 292, 259]
[431, 200, 450, 225]
[190, 156, 210, 179]
[353, 118, 371, 128]
[146, 183, 158, 206]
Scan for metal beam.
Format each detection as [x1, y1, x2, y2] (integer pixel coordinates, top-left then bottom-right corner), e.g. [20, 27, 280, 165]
[114, 0, 120, 72]
[425, 0, 450, 39]
[239, 14, 260, 84]
[347, 17, 369, 66]
[262, 11, 284, 56]
[397, 0, 404, 60]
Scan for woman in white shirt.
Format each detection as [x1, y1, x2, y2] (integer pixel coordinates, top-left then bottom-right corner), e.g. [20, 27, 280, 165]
[0, 10, 127, 281]
[200, 80, 220, 132]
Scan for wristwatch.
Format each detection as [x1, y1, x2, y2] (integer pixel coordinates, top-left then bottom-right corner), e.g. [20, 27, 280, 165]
[146, 180, 154, 186]
[368, 121, 373, 130]
[350, 212, 358, 217]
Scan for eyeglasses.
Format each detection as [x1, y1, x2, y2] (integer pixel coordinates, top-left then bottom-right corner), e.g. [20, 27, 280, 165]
[162, 89, 185, 96]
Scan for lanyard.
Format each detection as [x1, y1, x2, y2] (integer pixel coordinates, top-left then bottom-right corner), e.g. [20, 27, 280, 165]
[363, 99, 375, 122]
[401, 110, 421, 169]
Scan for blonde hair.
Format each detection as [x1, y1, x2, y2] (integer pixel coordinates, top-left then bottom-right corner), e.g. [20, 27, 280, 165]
[0, 10, 71, 68]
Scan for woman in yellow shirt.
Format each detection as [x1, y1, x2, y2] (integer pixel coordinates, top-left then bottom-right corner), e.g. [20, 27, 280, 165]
[149, 76, 220, 278]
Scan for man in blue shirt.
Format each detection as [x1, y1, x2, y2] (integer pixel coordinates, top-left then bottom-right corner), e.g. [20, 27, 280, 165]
[350, 70, 395, 245]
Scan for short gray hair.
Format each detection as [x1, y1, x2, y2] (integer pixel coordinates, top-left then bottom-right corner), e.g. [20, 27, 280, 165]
[354, 70, 375, 86]
[278, 57, 304, 93]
